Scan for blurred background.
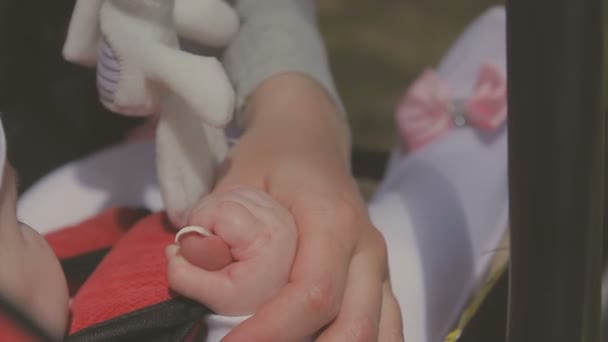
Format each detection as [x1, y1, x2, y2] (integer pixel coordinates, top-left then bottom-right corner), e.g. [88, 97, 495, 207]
[325, 0, 606, 196]
[0, 0, 606, 197]
[320, 0, 503, 152]
[319, 0, 505, 196]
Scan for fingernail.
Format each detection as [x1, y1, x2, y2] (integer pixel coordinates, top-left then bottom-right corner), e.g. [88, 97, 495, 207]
[175, 225, 212, 244]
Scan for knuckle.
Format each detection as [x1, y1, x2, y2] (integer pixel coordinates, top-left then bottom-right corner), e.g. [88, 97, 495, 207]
[345, 317, 378, 342]
[329, 197, 361, 228]
[303, 280, 340, 318]
[291, 195, 363, 256]
[298, 195, 362, 242]
[359, 222, 389, 254]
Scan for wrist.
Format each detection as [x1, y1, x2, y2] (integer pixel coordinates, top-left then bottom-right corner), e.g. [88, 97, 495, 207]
[240, 73, 351, 163]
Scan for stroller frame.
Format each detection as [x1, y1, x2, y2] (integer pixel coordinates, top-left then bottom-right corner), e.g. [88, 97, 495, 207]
[506, 0, 605, 341]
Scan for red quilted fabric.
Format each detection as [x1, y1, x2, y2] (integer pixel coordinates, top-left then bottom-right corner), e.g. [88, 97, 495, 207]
[67, 213, 176, 334]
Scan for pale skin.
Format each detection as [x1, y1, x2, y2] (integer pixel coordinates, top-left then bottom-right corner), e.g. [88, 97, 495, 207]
[0, 173, 300, 338]
[0, 164, 69, 339]
[0, 73, 405, 341]
[166, 186, 298, 316]
[186, 73, 405, 341]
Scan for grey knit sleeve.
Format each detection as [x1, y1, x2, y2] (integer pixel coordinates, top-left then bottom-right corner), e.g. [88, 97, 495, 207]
[223, 0, 343, 116]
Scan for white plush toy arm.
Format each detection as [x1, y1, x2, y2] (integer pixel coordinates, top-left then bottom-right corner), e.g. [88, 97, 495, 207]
[62, 0, 104, 66]
[138, 42, 235, 128]
[174, 0, 240, 47]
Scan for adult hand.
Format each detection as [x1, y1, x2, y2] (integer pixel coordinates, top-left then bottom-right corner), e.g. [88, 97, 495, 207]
[166, 187, 298, 316]
[204, 74, 404, 341]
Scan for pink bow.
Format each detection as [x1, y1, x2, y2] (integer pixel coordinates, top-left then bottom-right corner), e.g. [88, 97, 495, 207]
[396, 62, 507, 151]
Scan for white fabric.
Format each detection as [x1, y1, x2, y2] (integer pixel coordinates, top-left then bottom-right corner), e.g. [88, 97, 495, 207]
[372, 6, 508, 341]
[18, 141, 163, 233]
[368, 193, 426, 341]
[373, 130, 508, 342]
[17, 6, 508, 342]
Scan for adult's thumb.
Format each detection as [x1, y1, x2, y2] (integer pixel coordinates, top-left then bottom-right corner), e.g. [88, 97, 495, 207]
[176, 227, 232, 271]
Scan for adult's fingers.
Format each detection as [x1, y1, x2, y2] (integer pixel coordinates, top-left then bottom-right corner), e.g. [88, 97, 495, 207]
[316, 257, 382, 342]
[222, 220, 351, 341]
[378, 281, 405, 342]
[176, 233, 232, 271]
[165, 245, 240, 314]
[315, 230, 386, 342]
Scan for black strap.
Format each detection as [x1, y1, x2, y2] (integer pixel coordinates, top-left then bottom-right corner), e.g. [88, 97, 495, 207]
[66, 298, 210, 342]
[58, 208, 150, 295]
[60, 248, 110, 296]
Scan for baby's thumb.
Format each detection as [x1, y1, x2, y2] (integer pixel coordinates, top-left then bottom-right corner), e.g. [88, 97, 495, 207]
[175, 226, 232, 271]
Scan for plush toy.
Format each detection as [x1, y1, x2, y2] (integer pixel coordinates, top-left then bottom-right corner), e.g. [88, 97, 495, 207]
[62, 0, 240, 226]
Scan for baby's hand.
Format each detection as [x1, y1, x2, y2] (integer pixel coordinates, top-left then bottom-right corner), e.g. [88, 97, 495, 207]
[165, 187, 297, 316]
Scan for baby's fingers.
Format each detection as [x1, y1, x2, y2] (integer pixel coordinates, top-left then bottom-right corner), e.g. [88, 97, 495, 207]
[175, 227, 232, 271]
[189, 199, 261, 254]
[166, 245, 241, 315]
